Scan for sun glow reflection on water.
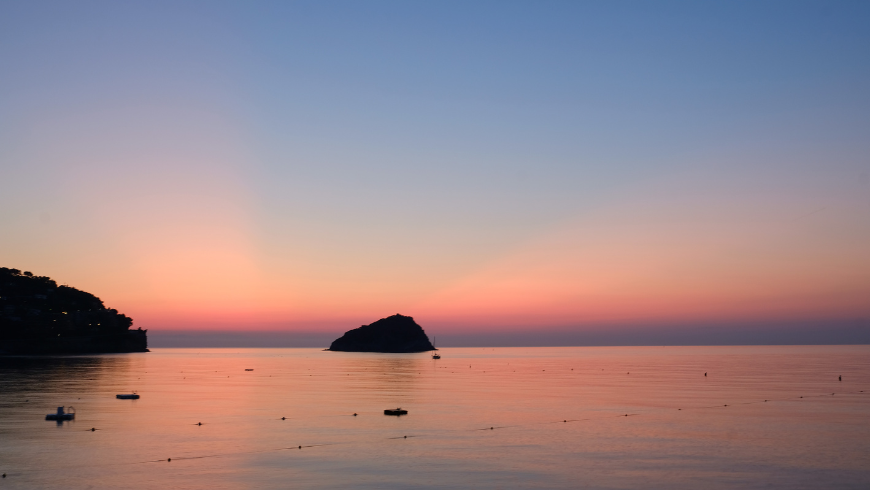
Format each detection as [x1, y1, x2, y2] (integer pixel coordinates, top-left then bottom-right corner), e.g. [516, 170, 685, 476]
[1, 346, 869, 489]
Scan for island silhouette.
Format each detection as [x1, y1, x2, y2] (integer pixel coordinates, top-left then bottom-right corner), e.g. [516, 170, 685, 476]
[0, 267, 147, 355]
[328, 314, 435, 353]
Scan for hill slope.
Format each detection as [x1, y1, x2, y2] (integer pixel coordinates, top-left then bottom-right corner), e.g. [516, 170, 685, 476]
[0, 268, 147, 354]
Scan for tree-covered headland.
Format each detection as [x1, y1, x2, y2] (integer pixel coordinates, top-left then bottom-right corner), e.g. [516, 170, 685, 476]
[0, 267, 147, 354]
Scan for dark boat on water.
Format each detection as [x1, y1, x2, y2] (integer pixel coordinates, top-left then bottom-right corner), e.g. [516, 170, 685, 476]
[432, 336, 440, 359]
[384, 408, 408, 416]
[45, 406, 75, 421]
[116, 393, 139, 399]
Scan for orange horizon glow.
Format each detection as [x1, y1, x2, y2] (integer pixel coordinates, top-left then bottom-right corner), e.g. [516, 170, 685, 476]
[40, 173, 866, 334]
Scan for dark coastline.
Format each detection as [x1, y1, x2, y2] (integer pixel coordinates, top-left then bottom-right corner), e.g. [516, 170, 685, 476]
[0, 329, 148, 355]
[0, 267, 148, 355]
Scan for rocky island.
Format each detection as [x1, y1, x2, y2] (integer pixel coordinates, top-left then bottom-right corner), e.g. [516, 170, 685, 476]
[328, 314, 435, 353]
[0, 267, 147, 355]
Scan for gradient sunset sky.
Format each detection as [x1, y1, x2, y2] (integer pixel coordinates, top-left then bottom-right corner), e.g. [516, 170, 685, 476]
[1, 1, 868, 340]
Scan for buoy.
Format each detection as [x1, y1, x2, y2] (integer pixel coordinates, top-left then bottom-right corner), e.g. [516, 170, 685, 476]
[281, 417, 286, 420]
[353, 413, 357, 416]
[167, 458, 171, 462]
[704, 372, 707, 377]
[839, 376, 842, 381]
[298, 445, 301, 449]
[197, 422, 202, 426]
[403, 435, 407, 438]
[90, 428, 95, 431]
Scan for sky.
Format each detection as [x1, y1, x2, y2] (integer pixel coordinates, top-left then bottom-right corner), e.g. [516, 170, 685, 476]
[1, 1, 868, 344]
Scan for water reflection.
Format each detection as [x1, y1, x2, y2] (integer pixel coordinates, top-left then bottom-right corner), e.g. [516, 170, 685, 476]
[0, 355, 136, 429]
[0, 355, 135, 392]
[0, 347, 868, 489]
[334, 353, 428, 396]
[2, 355, 112, 383]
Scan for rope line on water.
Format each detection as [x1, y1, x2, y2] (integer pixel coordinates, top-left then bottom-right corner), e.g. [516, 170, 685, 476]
[123, 386, 870, 466]
[10, 386, 868, 473]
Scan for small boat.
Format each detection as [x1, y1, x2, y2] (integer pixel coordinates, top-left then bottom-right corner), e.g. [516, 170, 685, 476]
[46, 406, 75, 421]
[384, 408, 408, 416]
[432, 336, 441, 359]
[245, 368, 254, 371]
[116, 393, 140, 399]
[432, 352, 440, 359]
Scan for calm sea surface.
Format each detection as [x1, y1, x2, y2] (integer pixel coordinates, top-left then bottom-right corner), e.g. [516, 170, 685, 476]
[1, 346, 869, 489]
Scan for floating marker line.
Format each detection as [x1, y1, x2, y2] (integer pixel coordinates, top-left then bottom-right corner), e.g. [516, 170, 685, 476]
[11, 386, 867, 474]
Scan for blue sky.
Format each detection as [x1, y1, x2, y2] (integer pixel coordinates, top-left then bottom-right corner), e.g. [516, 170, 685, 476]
[1, 1, 868, 340]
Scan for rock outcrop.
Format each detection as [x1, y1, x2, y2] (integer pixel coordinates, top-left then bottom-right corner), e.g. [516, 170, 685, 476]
[328, 314, 435, 353]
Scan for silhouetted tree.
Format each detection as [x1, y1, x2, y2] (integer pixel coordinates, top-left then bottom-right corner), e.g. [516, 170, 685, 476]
[0, 267, 146, 354]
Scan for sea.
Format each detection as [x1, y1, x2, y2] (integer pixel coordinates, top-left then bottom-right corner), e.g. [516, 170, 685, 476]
[1, 346, 868, 489]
